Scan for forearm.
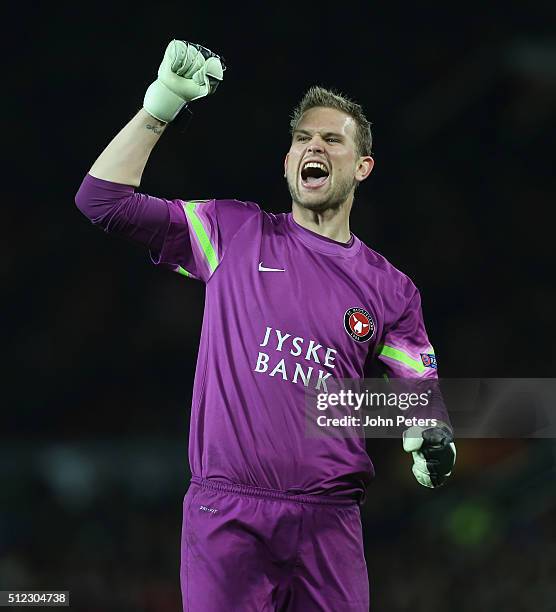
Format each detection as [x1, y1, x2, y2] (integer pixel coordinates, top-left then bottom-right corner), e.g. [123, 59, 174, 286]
[88, 108, 168, 187]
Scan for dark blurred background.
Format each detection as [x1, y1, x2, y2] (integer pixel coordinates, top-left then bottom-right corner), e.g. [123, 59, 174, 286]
[3, 1, 556, 610]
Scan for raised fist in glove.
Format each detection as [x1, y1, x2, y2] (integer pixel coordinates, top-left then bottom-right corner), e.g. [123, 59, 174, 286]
[143, 39, 225, 123]
[403, 424, 456, 488]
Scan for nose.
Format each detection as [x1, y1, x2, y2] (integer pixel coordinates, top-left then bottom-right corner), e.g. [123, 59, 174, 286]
[307, 135, 325, 154]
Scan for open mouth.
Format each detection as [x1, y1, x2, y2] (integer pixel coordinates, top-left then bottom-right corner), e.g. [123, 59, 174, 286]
[300, 161, 330, 189]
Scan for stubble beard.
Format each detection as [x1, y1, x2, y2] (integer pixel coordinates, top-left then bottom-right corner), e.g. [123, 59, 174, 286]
[287, 173, 357, 213]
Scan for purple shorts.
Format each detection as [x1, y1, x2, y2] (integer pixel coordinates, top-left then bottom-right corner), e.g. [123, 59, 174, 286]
[180, 477, 369, 611]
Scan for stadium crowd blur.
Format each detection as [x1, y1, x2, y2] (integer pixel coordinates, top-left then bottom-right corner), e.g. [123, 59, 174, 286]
[4, 1, 555, 610]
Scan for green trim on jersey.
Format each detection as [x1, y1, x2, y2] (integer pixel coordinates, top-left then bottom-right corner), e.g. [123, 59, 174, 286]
[377, 344, 426, 374]
[184, 201, 219, 273]
[176, 265, 190, 277]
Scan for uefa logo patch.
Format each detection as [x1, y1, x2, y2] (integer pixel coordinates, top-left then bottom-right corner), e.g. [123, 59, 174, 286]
[344, 307, 375, 343]
[420, 353, 437, 369]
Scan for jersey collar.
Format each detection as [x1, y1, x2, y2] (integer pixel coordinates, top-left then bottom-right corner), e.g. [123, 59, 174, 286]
[286, 213, 362, 258]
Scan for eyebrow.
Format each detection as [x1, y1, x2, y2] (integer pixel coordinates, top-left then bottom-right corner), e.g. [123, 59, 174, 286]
[293, 129, 345, 140]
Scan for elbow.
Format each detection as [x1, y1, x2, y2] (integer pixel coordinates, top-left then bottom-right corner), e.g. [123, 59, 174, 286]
[74, 173, 97, 220]
[74, 173, 134, 226]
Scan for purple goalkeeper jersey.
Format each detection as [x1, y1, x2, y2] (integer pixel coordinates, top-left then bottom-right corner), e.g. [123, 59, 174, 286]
[76, 174, 445, 501]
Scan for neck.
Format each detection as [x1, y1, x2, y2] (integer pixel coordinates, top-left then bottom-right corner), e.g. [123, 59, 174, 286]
[291, 198, 353, 243]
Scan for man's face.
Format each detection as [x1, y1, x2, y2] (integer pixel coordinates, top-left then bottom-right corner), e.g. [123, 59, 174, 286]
[285, 106, 373, 212]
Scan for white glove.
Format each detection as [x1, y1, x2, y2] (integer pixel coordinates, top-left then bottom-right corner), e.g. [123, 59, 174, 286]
[143, 39, 225, 123]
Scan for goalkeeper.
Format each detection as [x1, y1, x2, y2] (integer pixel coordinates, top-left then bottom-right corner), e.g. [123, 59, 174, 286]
[75, 39, 456, 611]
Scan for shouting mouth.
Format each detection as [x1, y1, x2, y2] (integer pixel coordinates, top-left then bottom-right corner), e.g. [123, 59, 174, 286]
[300, 160, 330, 190]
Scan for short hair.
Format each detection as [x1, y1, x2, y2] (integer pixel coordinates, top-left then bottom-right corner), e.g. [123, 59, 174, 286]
[289, 86, 373, 157]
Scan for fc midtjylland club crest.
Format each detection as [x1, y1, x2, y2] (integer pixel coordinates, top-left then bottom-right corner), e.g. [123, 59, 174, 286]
[344, 307, 375, 342]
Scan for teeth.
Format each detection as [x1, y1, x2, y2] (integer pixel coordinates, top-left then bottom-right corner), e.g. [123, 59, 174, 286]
[303, 161, 328, 173]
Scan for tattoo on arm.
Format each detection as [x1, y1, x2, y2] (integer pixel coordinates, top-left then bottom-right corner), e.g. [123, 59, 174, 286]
[146, 122, 164, 135]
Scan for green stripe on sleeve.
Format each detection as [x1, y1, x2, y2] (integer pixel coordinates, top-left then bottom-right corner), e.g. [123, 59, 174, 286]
[184, 202, 219, 273]
[176, 265, 190, 277]
[377, 344, 426, 374]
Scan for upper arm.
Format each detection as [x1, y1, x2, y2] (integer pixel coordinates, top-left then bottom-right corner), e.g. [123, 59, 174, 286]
[75, 173, 260, 283]
[75, 173, 169, 254]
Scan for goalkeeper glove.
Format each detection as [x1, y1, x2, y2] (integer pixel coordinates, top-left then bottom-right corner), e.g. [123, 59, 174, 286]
[143, 39, 225, 123]
[403, 424, 456, 488]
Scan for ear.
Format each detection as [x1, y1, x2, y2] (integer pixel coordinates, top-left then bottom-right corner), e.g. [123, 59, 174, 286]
[284, 153, 289, 178]
[355, 156, 374, 183]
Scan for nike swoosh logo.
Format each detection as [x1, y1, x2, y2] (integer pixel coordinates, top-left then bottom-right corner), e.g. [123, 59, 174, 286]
[258, 262, 285, 272]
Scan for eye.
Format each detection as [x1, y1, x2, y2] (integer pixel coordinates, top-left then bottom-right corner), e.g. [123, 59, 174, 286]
[326, 137, 340, 143]
[296, 135, 309, 142]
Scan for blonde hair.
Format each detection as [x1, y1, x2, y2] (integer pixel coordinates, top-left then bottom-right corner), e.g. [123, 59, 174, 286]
[290, 86, 373, 157]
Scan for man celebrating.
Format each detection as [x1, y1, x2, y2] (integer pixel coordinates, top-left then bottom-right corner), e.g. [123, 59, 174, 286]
[76, 39, 455, 611]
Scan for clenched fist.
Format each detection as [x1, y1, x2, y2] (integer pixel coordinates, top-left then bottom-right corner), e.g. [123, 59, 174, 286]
[143, 39, 225, 123]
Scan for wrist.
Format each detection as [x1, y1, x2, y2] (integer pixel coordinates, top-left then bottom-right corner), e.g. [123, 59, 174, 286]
[143, 79, 188, 123]
[141, 107, 168, 126]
